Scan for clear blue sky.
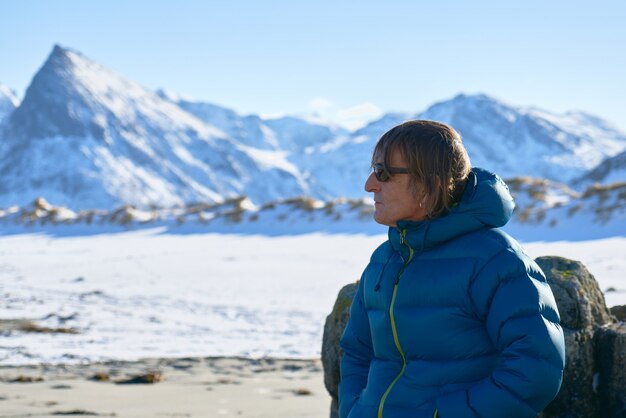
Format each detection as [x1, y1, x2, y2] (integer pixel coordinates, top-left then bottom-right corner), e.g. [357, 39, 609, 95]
[1, 0, 625, 130]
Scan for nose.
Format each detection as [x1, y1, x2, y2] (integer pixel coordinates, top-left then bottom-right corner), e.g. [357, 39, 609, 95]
[364, 172, 380, 193]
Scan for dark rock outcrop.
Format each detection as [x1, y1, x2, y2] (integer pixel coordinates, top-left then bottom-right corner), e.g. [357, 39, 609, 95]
[322, 256, 625, 418]
[321, 282, 358, 418]
[535, 256, 613, 328]
[535, 256, 613, 418]
[594, 322, 626, 417]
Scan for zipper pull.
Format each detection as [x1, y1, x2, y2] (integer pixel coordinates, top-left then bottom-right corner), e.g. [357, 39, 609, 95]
[399, 229, 408, 263]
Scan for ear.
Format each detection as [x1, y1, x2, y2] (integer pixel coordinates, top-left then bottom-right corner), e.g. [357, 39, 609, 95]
[418, 196, 425, 208]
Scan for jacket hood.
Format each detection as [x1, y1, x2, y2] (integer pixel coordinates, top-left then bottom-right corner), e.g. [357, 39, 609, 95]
[390, 167, 515, 254]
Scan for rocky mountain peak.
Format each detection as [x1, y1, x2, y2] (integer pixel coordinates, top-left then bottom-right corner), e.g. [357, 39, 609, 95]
[5, 44, 104, 140]
[47, 44, 75, 70]
[0, 45, 315, 209]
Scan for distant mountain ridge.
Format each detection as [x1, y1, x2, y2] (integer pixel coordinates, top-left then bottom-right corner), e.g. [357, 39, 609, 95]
[418, 94, 626, 181]
[0, 44, 625, 211]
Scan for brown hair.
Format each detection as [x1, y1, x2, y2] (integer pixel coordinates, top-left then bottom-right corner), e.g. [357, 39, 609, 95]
[372, 120, 471, 219]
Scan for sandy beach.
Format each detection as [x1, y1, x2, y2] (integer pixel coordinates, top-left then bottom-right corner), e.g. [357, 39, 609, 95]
[0, 357, 330, 418]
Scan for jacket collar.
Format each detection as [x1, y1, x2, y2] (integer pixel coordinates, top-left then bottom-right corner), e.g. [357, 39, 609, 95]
[388, 168, 514, 256]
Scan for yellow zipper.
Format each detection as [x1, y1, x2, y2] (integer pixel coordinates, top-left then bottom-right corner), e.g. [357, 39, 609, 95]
[377, 229, 414, 418]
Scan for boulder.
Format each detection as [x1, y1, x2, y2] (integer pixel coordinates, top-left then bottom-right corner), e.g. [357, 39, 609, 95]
[534, 256, 613, 328]
[321, 282, 357, 418]
[535, 256, 614, 418]
[594, 322, 626, 417]
[539, 327, 599, 417]
[323, 256, 624, 418]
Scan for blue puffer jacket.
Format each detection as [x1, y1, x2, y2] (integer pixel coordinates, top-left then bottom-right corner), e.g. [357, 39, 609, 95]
[339, 168, 565, 418]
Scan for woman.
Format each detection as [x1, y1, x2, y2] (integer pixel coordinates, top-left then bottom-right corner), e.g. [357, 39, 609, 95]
[339, 120, 565, 418]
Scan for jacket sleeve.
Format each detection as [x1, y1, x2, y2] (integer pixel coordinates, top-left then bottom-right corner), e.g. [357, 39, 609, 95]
[435, 249, 566, 418]
[338, 276, 374, 418]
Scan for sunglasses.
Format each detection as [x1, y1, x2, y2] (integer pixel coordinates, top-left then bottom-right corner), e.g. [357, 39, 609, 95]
[372, 163, 410, 182]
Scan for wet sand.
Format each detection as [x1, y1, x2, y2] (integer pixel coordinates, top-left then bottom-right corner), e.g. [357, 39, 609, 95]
[0, 357, 330, 418]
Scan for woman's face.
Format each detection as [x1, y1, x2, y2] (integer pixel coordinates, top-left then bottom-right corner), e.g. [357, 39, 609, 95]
[364, 149, 428, 227]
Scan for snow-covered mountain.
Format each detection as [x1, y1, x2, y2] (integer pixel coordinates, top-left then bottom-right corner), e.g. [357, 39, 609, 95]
[416, 94, 626, 182]
[291, 96, 626, 198]
[157, 90, 353, 197]
[156, 89, 279, 151]
[158, 89, 350, 155]
[0, 45, 311, 209]
[1, 45, 625, 211]
[0, 83, 19, 125]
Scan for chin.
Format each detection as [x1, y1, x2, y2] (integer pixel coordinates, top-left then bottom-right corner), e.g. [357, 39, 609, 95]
[373, 214, 393, 227]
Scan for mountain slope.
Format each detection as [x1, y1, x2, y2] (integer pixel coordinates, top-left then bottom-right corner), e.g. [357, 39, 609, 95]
[156, 89, 280, 150]
[158, 91, 354, 200]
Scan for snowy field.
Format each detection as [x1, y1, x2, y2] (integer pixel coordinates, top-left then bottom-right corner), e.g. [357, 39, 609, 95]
[1, 229, 624, 365]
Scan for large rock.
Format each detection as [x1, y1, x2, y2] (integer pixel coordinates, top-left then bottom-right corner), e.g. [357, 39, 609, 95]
[594, 322, 626, 417]
[535, 256, 613, 328]
[539, 327, 599, 418]
[535, 256, 614, 418]
[323, 256, 624, 418]
[321, 282, 357, 418]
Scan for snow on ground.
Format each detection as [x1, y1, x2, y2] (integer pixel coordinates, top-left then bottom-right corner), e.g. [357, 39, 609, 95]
[0, 230, 624, 365]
